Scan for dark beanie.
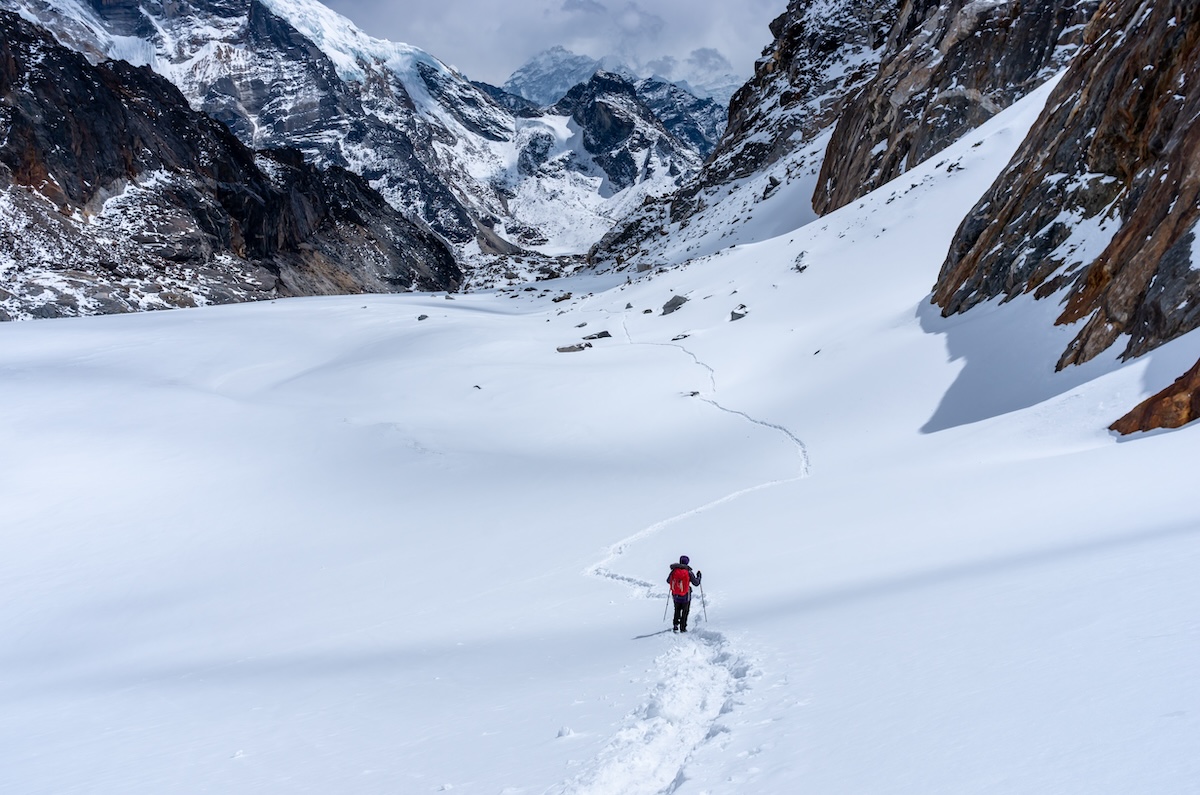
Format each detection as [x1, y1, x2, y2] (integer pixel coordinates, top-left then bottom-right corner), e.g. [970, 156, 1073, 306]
[679, 555, 689, 565]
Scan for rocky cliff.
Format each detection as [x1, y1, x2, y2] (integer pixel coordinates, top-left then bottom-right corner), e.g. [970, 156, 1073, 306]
[934, 1, 1200, 354]
[813, 0, 1099, 215]
[932, 0, 1200, 432]
[589, 0, 896, 267]
[633, 77, 725, 160]
[550, 72, 700, 193]
[0, 10, 458, 320]
[41, 0, 727, 268]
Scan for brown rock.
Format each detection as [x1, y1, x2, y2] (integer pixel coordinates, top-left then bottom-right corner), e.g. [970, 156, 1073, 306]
[1110, 358, 1200, 434]
[934, 0, 1200, 369]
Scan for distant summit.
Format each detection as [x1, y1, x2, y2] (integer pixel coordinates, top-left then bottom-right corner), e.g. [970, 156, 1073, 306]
[503, 46, 632, 107]
[504, 46, 743, 109]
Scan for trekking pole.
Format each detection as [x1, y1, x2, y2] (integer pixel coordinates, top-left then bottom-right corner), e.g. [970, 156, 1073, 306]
[663, 592, 671, 623]
[699, 582, 708, 622]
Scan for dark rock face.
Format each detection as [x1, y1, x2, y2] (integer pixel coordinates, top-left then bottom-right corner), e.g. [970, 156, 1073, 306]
[0, 10, 458, 320]
[195, 0, 482, 246]
[813, 0, 1099, 215]
[589, 0, 895, 266]
[471, 81, 544, 118]
[551, 72, 699, 193]
[713, 0, 896, 189]
[934, 0, 1200, 373]
[633, 77, 726, 160]
[10, 0, 495, 247]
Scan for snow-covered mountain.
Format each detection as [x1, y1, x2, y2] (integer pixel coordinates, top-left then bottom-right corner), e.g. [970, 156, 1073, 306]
[504, 45, 744, 108]
[1, 0, 712, 268]
[502, 45, 632, 107]
[0, 9, 458, 321]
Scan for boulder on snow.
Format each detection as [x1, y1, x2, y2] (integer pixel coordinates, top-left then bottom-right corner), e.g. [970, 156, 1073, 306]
[582, 330, 612, 340]
[1110, 357, 1200, 435]
[557, 343, 593, 353]
[662, 295, 689, 315]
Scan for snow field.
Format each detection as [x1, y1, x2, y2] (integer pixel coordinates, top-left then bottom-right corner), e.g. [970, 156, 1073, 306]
[2, 73, 1199, 794]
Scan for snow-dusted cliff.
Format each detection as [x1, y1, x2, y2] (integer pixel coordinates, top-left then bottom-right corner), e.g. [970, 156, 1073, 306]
[3, 0, 715, 266]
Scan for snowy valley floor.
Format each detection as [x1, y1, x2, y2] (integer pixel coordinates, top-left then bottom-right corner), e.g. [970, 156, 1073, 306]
[2, 84, 1199, 794]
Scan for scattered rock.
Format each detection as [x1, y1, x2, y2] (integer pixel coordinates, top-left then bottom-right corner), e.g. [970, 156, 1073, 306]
[672, 333, 690, 341]
[583, 330, 612, 340]
[642, 308, 653, 314]
[662, 295, 689, 315]
[552, 292, 573, 303]
[730, 304, 748, 321]
[625, 303, 633, 309]
[418, 314, 429, 321]
[556, 343, 593, 353]
[575, 322, 588, 328]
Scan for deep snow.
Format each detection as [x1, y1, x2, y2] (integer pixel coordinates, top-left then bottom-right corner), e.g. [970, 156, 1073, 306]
[2, 80, 1198, 794]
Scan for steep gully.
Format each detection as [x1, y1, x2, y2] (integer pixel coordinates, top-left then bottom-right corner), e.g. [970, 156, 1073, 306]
[548, 307, 810, 794]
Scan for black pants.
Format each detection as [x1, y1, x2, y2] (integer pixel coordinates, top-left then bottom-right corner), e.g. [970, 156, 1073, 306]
[672, 597, 691, 630]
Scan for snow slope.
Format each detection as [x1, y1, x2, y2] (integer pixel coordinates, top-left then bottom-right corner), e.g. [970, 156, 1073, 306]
[2, 80, 1198, 794]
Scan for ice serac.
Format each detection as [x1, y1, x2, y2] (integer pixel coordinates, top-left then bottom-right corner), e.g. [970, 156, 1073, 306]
[812, 0, 1099, 215]
[590, 0, 895, 266]
[934, 0, 1200, 384]
[0, 10, 458, 320]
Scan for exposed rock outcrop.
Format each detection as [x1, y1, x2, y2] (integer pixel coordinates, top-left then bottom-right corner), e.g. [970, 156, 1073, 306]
[589, 0, 896, 267]
[551, 72, 700, 193]
[1110, 358, 1200, 435]
[0, 10, 458, 320]
[934, 0, 1200, 371]
[633, 77, 726, 160]
[813, 0, 1099, 215]
[709, 0, 896, 190]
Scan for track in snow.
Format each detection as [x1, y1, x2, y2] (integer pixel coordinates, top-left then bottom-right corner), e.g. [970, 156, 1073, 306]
[552, 307, 809, 794]
[547, 630, 752, 795]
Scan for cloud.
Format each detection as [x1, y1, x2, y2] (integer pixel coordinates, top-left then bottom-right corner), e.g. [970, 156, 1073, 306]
[317, 0, 786, 85]
[686, 47, 733, 75]
[561, 0, 607, 13]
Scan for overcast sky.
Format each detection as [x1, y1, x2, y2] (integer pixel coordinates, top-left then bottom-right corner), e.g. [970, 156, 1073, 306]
[318, 0, 788, 85]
